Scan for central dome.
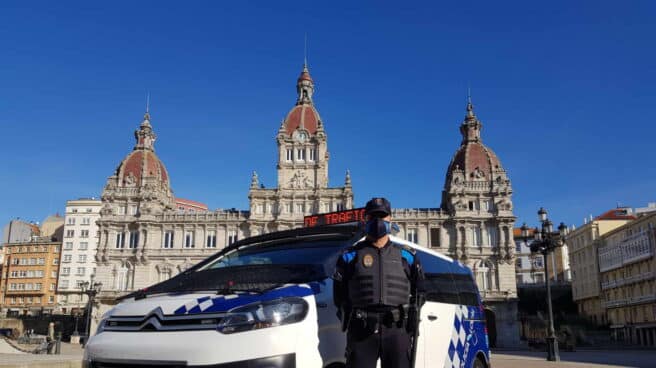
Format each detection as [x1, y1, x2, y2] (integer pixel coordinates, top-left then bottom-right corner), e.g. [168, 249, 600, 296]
[280, 64, 322, 137]
[283, 104, 321, 136]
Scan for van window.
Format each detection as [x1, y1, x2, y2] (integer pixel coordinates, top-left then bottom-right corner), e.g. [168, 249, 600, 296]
[416, 250, 459, 304]
[424, 273, 460, 304]
[416, 250, 480, 306]
[452, 274, 480, 306]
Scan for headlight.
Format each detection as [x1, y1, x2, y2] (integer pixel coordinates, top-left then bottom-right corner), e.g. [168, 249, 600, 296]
[217, 297, 308, 334]
[95, 309, 113, 335]
[95, 318, 108, 335]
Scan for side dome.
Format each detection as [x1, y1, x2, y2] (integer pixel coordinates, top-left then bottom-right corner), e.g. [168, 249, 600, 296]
[116, 150, 170, 188]
[447, 141, 502, 181]
[108, 112, 171, 190]
[443, 99, 510, 190]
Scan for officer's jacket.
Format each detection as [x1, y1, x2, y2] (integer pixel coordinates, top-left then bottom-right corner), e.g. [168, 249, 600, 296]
[333, 239, 423, 310]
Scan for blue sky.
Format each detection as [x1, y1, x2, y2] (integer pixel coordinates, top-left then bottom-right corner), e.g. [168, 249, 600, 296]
[1, 1, 655, 233]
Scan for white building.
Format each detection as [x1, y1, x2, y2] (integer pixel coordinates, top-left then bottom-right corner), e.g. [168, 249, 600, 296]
[514, 227, 571, 285]
[57, 198, 101, 314]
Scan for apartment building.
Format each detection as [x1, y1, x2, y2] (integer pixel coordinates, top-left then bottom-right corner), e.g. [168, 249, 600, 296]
[0, 239, 61, 315]
[57, 198, 101, 313]
[567, 208, 635, 324]
[598, 212, 656, 346]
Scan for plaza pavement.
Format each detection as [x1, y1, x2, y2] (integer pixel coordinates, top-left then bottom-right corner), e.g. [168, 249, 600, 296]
[0, 345, 654, 368]
[493, 349, 656, 368]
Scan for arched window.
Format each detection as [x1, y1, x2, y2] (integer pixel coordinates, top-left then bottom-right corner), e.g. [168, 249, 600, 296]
[476, 260, 490, 291]
[472, 226, 482, 247]
[158, 267, 172, 282]
[475, 260, 496, 291]
[487, 226, 498, 247]
[116, 265, 128, 291]
[114, 262, 132, 291]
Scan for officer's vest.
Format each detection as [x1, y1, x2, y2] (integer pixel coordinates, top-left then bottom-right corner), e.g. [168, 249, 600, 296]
[347, 243, 411, 308]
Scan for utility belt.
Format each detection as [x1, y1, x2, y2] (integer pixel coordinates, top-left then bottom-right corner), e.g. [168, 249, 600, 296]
[349, 305, 410, 332]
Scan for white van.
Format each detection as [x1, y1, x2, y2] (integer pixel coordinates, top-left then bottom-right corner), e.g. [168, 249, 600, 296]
[84, 223, 491, 368]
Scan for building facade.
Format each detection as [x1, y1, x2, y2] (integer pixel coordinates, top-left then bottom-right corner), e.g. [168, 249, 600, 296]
[2, 219, 40, 244]
[0, 239, 61, 315]
[568, 208, 635, 324]
[57, 198, 102, 314]
[94, 65, 520, 347]
[40, 214, 65, 240]
[598, 212, 656, 346]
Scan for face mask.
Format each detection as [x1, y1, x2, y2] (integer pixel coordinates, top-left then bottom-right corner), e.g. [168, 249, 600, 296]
[365, 218, 391, 239]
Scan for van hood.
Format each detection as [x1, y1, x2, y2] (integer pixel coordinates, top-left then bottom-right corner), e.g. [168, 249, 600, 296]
[109, 283, 321, 317]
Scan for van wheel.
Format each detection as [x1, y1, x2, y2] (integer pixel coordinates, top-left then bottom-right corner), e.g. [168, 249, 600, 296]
[473, 357, 486, 368]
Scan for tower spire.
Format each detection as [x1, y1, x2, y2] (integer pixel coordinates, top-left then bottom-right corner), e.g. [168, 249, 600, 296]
[296, 45, 314, 105]
[459, 91, 482, 143]
[304, 33, 308, 68]
[144, 92, 151, 122]
[466, 87, 475, 119]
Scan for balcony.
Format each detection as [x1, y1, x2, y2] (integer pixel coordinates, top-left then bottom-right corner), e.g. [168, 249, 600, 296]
[602, 294, 656, 309]
[603, 299, 628, 308]
[480, 290, 517, 301]
[601, 271, 654, 290]
[6, 290, 46, 296]
[628, 294, 656, 305]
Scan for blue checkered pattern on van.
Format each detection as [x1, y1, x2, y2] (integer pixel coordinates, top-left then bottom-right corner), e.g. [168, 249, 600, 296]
[444, 305, 476, 368]
[173, 283, 318, 315]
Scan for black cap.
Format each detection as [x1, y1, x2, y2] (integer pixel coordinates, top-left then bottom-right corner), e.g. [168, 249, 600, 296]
[365, 197, 391, 217]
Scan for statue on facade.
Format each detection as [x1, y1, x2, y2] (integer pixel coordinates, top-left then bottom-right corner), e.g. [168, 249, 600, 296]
[124, 172, 137, 186]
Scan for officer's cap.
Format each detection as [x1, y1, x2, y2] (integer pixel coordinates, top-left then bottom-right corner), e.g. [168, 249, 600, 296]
[364, 197, 391, 217]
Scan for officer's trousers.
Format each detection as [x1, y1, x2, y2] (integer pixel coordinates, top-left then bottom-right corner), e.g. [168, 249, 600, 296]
[346, 323, 411, 368]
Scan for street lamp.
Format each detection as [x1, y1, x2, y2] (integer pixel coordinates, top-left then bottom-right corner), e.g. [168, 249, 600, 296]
[80, 274, 102, 340]
[520, 208, 567, 362]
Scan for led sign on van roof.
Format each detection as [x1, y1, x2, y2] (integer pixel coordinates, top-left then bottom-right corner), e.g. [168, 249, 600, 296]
[303, 208, 366, 227]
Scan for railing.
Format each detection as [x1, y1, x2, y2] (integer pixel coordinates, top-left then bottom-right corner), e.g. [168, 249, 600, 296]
[391, 208, 445, 219]
[479, 290, 517, 300]
[628, 294, 656, 305]
[601, 271, 655, 290]
[602, 294, 656, 308]
[464, 181, 491, 190]
[603, 299, 628, 308]
[159, 211, 248, 222]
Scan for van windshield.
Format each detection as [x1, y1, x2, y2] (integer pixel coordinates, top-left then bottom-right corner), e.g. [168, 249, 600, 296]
[142, 241, 345, 295]
[203, 244, 341, 272]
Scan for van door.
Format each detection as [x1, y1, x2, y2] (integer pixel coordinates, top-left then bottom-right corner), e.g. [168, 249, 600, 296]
[415, 251, 461, 367]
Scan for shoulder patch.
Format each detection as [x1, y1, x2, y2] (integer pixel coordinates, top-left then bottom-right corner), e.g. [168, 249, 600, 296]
[392, 241, 416, 264]
[400, 248, 415, 265]
[341, 250, 357, 264]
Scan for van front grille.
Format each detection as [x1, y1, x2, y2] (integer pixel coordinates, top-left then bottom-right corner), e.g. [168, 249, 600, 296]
[103, 307, 225, 332]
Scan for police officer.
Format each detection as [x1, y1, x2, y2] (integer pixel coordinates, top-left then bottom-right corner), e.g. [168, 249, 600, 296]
[333, 197, 424, 368]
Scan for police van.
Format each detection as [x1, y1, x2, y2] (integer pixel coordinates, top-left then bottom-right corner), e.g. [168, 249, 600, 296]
[84, 210, 491, 368]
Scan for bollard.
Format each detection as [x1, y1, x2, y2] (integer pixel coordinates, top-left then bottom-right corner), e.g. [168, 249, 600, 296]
[55, 332, 62, 355]
[46, 337, 54, 354]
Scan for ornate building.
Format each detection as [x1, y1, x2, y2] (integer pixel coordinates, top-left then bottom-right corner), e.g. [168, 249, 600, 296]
[95, 64, 349, 302]
[247, 64, 353, 234]
[94, 65, 519, 347]
[390, 97, 518, 347]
